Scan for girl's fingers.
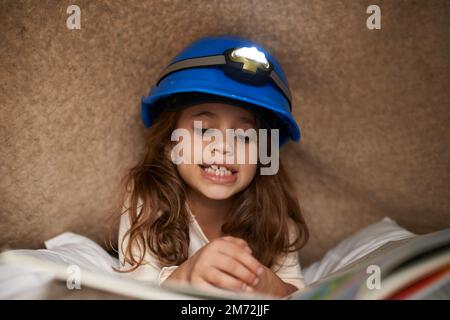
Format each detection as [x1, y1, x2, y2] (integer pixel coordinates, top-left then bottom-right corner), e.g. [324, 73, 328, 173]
[189, 236, 263, 292]
[221, 236, 252, 253]
[190, 276, 222, 293]
[205, 267, 246, 291]
[212, 254, 259, 287]
[212, 242, 264, 283]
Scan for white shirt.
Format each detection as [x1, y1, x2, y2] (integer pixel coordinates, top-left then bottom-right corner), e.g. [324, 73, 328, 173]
[118, 200, 305, 291]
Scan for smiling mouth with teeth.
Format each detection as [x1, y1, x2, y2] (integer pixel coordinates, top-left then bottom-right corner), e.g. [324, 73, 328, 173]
[198, 164, 238, 177]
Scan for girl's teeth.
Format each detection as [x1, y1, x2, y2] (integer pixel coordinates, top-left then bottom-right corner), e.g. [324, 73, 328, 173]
[203, 165, 232, 176]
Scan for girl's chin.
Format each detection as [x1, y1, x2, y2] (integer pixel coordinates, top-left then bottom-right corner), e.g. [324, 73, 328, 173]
[196, 187, 237, 201]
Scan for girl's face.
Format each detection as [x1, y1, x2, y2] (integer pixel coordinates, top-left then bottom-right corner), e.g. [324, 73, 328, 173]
[171, 103, 258, 200]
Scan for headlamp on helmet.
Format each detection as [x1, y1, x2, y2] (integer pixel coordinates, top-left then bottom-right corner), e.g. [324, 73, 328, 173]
[156, 46, 292, 109]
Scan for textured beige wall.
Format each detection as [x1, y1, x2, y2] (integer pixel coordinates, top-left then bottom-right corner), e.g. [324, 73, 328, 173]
[1, 0, 449, 266]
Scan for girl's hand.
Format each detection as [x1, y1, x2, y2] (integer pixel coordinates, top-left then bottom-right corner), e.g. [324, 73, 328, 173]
[165, 236, 264, 293]
[250, 265, 299, 298]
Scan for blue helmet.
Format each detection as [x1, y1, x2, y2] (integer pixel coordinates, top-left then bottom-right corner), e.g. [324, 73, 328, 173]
[141, 35, 301, 145]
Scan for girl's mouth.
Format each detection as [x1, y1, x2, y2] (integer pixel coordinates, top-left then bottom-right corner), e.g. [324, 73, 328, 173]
[198, 164, 238, 184]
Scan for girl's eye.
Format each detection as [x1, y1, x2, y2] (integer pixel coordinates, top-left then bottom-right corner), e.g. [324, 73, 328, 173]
[236, 134, 251, 143]
[193, 127, 254, 143]
[194, 127, 212, 135]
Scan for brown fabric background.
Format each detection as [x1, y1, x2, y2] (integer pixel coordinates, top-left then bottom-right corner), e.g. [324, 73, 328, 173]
[1, 0, 449, 266]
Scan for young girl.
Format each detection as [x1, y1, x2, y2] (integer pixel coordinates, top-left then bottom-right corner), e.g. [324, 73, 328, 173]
[116, 35, 309, 298]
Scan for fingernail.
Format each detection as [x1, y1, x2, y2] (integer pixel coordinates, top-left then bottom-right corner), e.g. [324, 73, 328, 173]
[253, 277, 259, 286]
[241, 283, 247, 291]
[257, 266, 264, 275]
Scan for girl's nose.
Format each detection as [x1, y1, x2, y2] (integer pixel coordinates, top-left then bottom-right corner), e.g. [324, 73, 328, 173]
[211, 138, 233, 156]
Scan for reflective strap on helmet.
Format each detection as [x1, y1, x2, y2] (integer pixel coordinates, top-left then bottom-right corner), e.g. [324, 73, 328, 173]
[156, 54, 292, 110]
[157, 55, 226, 84]
[269, 71, 292, 105]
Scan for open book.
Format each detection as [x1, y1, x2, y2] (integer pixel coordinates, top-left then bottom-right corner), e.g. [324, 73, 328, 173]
[290, 228, 450, 300]
[1, 229, 449, 300]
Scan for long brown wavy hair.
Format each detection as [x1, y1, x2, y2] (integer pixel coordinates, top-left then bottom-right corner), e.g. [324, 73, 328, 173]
[114, 95, 309, 272]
